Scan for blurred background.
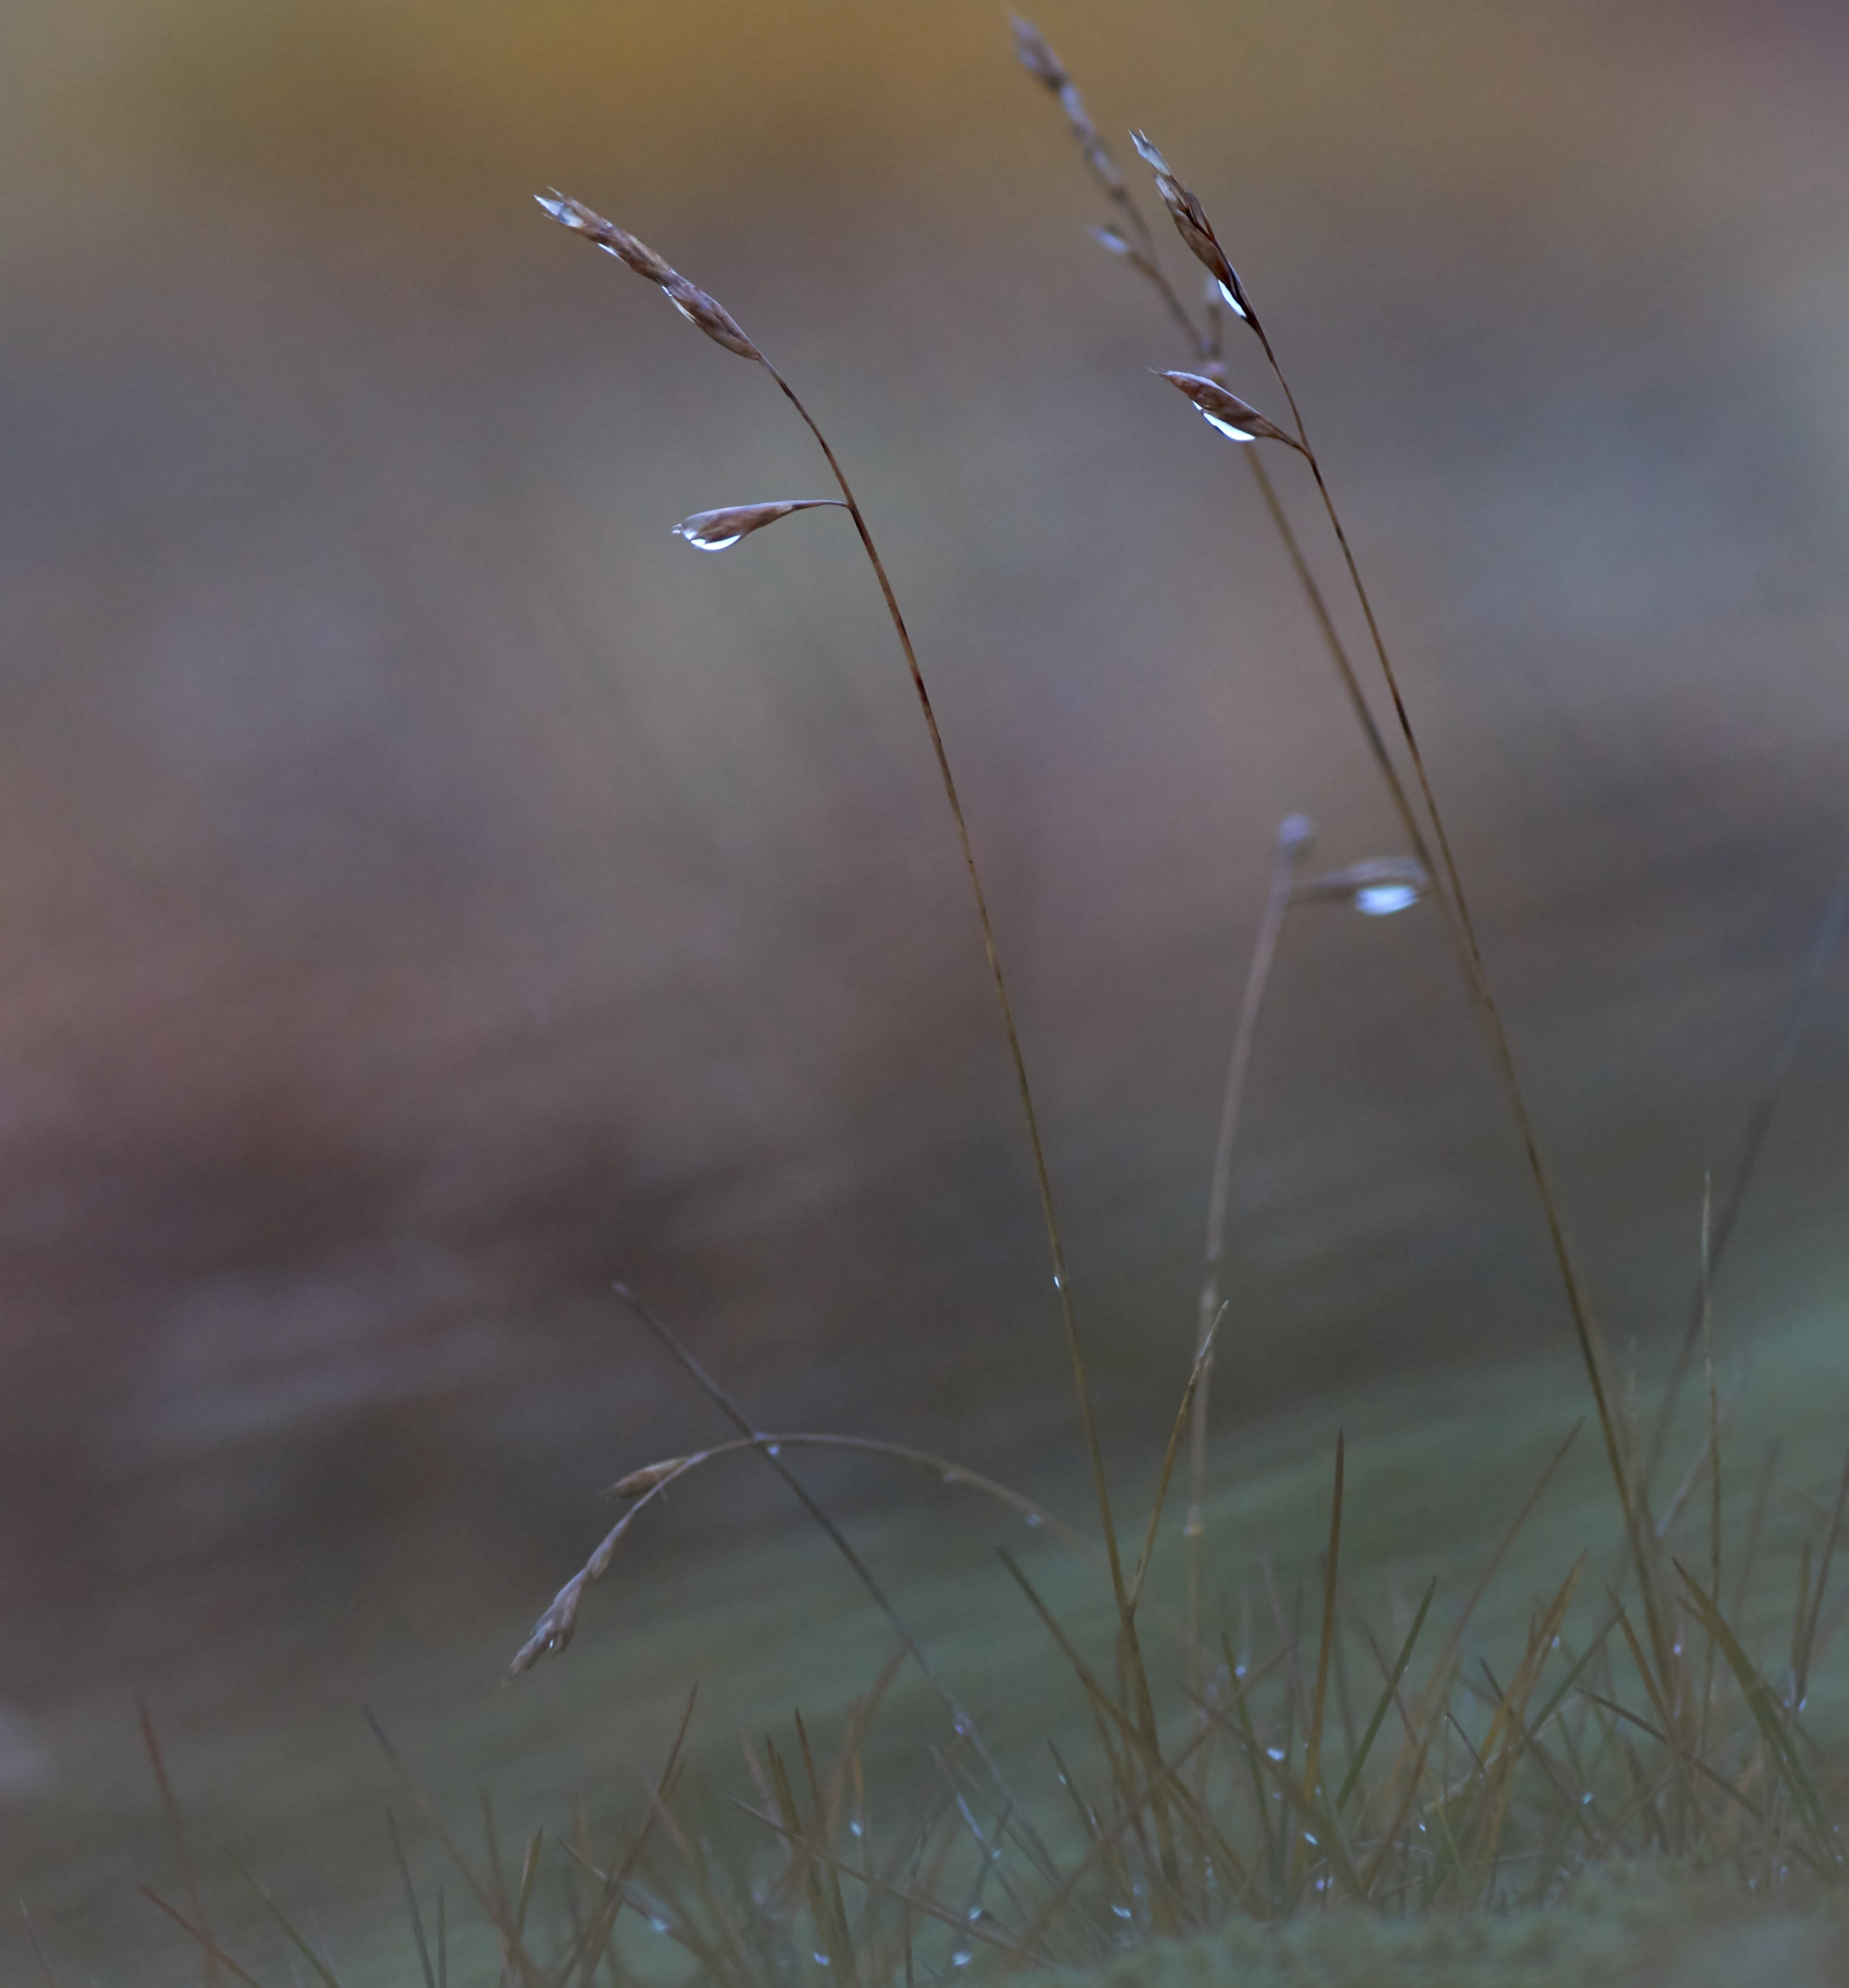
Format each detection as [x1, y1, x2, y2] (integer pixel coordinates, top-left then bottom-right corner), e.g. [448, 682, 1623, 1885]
[5, 0, 1849, 1974]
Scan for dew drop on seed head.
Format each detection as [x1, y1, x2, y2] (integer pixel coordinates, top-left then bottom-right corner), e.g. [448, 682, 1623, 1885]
[813, 1954, 831, 1968]
[1355, 882, 1420, 916]
[765, 1443, 781, 1457]
[1217, 279, 1248, 318]
[1202, 411, 1257, 444]
[1111, 1903, 1132, 1921]
[952, 1950, 972, 1969]
[1266, 1746, 1286, 1763]
[649, 1916, 672, 1935]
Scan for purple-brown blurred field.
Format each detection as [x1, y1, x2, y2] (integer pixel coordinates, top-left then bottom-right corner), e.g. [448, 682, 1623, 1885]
[5, 0, 1849, 1972]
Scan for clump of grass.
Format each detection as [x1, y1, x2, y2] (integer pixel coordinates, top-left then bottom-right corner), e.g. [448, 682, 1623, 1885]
[66, 23, 1849, 1988]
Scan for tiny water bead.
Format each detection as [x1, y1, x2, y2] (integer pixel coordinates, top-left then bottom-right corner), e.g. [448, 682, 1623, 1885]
[1355, 881, 1420, 916]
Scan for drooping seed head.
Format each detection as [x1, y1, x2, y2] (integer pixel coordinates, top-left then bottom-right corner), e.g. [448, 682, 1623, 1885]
[611, 1457, 691, 1497]
[1129, 132, 1252, 321]
[661, 273, 763, 361]
[672, 499, 848, 551]
[1158, 370, 1301, 450]
[537, 190, 763, 361]
[1013, 17, 1125, 194]
[536, 191, 676, 283]
[1010, 15, 1066, 87]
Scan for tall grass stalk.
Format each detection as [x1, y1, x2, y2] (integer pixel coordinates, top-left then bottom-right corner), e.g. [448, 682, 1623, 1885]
[84, 35, 1849, 1988]
[535, 190, 1129, 1621]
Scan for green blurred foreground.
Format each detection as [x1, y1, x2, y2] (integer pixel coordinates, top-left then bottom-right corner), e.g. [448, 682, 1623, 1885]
[18, 1292, 1849, 1984]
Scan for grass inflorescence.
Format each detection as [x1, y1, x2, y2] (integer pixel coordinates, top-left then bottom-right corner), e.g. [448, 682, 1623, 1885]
[71, 20, 1849, 1988]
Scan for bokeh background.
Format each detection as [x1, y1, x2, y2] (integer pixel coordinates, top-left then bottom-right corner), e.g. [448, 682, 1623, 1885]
[6, 0, 1849, 1975]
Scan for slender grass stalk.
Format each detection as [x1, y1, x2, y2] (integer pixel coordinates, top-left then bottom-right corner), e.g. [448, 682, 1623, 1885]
[1643, 846, 1849, 1497]
[139, 1700, 221, 1988]
[535, 190, 1126, 1618]
[1125, 130, 1669, 1677]
[755, 359, 1126, 1616]
[1185, 814, 1312, 1680]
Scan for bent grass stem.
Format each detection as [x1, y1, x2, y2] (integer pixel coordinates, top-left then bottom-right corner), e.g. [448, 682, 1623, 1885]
[758, 358, 1129, 1619]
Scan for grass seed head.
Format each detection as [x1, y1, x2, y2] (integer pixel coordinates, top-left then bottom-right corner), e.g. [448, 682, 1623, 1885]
[672, 499, 848, 551]
[535, 191, 676, 283]
[537, 191, 763, 361]
[660, 274, 763, 361]
[1012, 17, 1124, 194]
[1158, 369, 1300, 450]
[1130, 132, 1252, 320]
[612, 1458, 692, 1497]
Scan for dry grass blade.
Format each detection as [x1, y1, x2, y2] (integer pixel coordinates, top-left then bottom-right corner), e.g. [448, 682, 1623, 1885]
[1645, 847, 1849, 1494]
[230, 1859, 344, 1988]
[1301, 1432, 1345, 1822]
[1337, 1578, 1436, 1811]
[1676, 1563, 1840, 1871]
[139, 1701, 220, 1988]
[385, 1811, 437, 1988]
[1792, 1444, 1849, 1716]
[1128, 1312, 1223, 1612]
[363, 1714, 548, 1988]
[139, 1891, 269, 1988]
[19, 1904, 60, 1988]
[553, 1689, 699, 1979]
[1007, 1660, 1285, 1960]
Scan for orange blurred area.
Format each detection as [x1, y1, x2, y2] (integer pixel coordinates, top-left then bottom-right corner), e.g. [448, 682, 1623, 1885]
[4, 0, 1849, 1971]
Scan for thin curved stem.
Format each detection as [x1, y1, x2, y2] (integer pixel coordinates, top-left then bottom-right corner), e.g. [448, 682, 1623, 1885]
[1184, 816, 1312, 1682]
[759, 357, 1130, 1620]
[613, 1431, 1102, 1562]
[1248, 327, 1656, 1660]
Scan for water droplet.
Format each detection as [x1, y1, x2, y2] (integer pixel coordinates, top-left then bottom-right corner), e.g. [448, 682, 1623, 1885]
[849, 1818, 863, 1838]
[1355, 882, 1420, 917]
[967, 1907, 984, 1923]
[1266, 1746, 1287, 1763]
[1111, 1903, 1132, 1921]
[1024, 1512, 1042, 1528]
[952, 1950, 972, 1969]
[1202, 411, 1257, 444]
[676, 528, 742, 551]
[813, 1953, 831, 1968]
[1580, 1792, 1594, 1807]
[1217, 279, 1248, 319]
[765, 1443, 782, 1457]
[1052, 1272, 1063, 1291]
[649, 1916, 672, 1935]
